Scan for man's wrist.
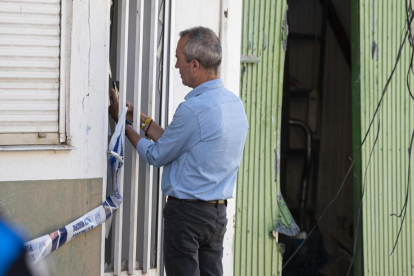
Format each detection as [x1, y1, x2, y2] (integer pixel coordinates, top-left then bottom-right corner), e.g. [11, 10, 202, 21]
[141, 117, 152, 129]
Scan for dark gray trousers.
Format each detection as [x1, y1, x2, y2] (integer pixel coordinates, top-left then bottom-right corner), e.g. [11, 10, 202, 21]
[163, 198, 227, 276]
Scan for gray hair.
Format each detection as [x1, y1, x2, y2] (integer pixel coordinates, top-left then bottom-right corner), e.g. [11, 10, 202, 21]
[179, 26, 222, 73]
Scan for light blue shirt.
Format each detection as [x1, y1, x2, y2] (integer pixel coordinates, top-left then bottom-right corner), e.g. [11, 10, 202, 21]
[137, 78, 248, 200]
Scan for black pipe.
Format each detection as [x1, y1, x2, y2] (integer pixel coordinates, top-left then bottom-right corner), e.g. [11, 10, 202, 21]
[289, 119, 312, 230]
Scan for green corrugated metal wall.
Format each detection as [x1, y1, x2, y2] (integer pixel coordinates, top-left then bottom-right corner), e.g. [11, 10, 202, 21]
[358, 0, 414, 274]
[234, 0, 289, 275]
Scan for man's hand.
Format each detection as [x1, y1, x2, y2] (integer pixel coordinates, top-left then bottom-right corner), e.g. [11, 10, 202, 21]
[108, 88, 119, 122]
[108, 88, 134, 123]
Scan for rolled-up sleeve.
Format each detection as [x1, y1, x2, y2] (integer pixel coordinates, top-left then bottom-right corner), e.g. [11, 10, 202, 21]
[136, 105, 200, 167]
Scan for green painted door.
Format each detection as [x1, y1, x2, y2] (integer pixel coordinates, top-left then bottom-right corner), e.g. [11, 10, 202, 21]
[355, 0, 414, 274]
[234, 0, 298, 275]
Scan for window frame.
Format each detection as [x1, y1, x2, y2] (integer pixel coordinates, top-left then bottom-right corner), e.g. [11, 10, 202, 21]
[0, 0, 68, 149]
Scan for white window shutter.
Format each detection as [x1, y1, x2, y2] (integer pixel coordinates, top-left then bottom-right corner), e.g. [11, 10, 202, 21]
[0, 0, 65, 146]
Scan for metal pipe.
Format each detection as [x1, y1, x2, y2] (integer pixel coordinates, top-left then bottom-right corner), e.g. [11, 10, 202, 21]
[289, 119, 312, 230]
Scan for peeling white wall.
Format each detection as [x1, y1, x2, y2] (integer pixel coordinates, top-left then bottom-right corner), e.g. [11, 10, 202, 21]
[219, 2, 242, 275]
[170, 0, 221, 113]
[170, 1, 242, 275]
[0, 0, 110, 182]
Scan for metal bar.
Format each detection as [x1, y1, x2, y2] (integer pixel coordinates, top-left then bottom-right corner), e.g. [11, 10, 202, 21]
[288, 119, 312, 231]
[156, 0, 170, 275]
[128, 0, 144, 273]
[114, 0, 129, 274]
[143, 0, 158, 272]
[167, 0, 175, 124]
[58, 0, 66, 143]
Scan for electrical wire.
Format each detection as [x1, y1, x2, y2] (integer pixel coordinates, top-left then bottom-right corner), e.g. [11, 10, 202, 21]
[390, 129, 414, 255]
[388, 0, 414, 256]
[282, 158, 356, 269]
[348, 4, 414, 271]
[346, 116, 381, 276]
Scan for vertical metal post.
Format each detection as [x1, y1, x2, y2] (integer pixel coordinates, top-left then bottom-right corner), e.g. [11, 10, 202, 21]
[167, 0, 175, 124]
[351, 0, 363, 274]
[114, 0, 129, 275]
[128, 0, 144, 274]
[156, 0, 171, 274]
[143, 0, 159, 273]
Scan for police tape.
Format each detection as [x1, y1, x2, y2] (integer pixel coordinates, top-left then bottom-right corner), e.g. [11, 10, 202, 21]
[25, 107, 127, 265]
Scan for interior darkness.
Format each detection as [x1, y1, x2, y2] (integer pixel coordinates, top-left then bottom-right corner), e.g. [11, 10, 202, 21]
[280, 1, 354, 275]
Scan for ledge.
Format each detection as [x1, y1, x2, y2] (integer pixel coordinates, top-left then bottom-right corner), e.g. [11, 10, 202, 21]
[0, 145, 75, 152]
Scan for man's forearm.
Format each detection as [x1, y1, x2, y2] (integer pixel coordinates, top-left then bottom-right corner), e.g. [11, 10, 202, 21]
[125, 120, 164, 150]
[142, 120, 164, 142]
[125, 125, 142, 149]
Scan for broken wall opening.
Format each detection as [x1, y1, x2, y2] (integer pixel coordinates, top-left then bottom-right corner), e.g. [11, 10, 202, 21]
[280, 0, 354, 275]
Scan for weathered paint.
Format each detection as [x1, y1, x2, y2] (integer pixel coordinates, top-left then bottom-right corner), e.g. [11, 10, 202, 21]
[0, 0, 109, 181]
[218, 1, 243, 275]
[0, 178, 103, 276]
[234, 0, 295, 275]
[0, 1, 110, 274]
[358, 0, 414, 274]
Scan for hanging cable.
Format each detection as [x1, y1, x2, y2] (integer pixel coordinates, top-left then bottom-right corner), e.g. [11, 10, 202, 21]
[348, 4, 414, 272]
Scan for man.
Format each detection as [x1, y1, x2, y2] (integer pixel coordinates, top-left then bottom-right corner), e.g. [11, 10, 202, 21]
[109, 26, 248, 276]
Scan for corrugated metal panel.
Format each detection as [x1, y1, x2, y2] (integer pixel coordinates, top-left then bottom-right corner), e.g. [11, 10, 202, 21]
[0, 0, 61, 145]
[234, 0, 296, 275]
[358, 0, 414, 274]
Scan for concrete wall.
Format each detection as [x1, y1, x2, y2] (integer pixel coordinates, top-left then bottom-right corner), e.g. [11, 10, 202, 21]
[0, 0, 243, 274]
[0, 0, 109, 183]
[0, 0, 110, 274]
[170, 0, 221, 113]
[0, 178, 103, 276]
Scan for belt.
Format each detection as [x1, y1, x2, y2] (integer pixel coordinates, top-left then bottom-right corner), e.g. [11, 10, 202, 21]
[168, 196, 226, 204]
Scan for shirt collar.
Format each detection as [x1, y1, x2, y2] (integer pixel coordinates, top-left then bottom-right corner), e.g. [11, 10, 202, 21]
[184, 78, 224, 100]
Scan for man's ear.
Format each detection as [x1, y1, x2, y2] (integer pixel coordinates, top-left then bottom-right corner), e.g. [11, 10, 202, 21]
[192, 60, 200, 71]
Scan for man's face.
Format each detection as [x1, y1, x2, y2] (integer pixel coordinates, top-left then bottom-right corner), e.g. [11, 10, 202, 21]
[175, 35, 193, 87]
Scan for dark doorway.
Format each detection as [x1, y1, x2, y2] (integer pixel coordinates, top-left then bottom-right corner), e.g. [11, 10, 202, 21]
[280, 1, 354, 275]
